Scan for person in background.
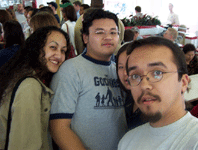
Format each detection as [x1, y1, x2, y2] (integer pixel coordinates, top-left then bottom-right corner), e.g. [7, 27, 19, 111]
[74, 0, 125, 55]
[163, 27, 178, 42]
[30, 12, 60, 32]
[79, 4, 90, 16]
[133, 6, 143, 18]
[116, 42, 147, 129]
[167, 3, 179, 25]
[6, 9, 17, 21]
[50, 9, 127, 150]
[47, 1, 60, 23]
[61, 5, 77, 55]
[0, 26, 70, 150]
[59, 0, 72, 26]
[73, 1, 81, 19]
[183, 43, 198, 75]
[15, 3, 26, 29]
[0, 10, 12, 49]
[24, 6, 32, 18]
[118, 37, 198, 150]
[123, 29, 134, 43]
[177, 24, 187, 45]
[0, 20, 25, 67]
[24, 8, 35, 39]
[131, 26, 143, 40]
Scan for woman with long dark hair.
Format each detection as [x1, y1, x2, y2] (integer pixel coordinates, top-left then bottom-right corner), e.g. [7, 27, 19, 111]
[0, 26, 70, 150]
[0, 20, 25, 67]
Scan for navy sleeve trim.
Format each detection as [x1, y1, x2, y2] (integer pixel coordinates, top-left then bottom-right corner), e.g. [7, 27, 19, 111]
[50, 113, 74, 120]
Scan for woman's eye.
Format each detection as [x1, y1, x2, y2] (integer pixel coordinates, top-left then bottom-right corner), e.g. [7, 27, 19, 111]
[118, 66, 124, 69]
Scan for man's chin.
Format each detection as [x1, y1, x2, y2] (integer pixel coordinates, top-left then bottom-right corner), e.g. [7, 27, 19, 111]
[140, 111, 162, 123]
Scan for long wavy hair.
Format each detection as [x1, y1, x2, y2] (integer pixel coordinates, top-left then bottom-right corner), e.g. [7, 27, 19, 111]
[3, 20, 25, 48]
[0, 26, 71, 105]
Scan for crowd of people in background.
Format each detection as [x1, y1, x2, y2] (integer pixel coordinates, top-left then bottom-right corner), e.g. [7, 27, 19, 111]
[0, 1, 198, 150]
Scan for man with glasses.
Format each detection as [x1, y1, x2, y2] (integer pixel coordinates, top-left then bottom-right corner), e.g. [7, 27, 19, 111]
[118, 37, 198, 150]
[50, 9, 127, 150]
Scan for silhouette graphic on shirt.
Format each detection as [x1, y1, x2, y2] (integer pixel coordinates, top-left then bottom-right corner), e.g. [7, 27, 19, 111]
[94, 87, 123, 108]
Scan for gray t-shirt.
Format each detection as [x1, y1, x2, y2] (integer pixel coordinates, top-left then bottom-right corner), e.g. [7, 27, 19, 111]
[50, 53, 127, 150]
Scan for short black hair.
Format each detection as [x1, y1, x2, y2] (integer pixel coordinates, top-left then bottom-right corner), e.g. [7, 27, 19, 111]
[73, 1, 81, 6]
[183, 43, 196, 54]
[61, 0, 70, 4]
[135, 6, 141, 12]
[126, 37, 188, 81]
[82, 8, 118, 35]
[81, 4, 90, 10]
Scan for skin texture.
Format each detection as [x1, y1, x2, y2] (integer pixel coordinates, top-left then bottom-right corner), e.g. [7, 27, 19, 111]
[83, 18, 119, 61]
[127, 45, 189, 127]
[185, 51, 195, 65]
[118, 51, 130, 90]
[43, 31, 67, 73]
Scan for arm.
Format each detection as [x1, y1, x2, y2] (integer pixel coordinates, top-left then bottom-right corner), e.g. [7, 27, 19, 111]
[74, 16, 85, 55]
[50, 119, 87, 150]
[8, 78, 43, 150]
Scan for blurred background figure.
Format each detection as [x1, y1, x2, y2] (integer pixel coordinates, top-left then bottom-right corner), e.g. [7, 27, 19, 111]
[15, 3, 26, 29]
[6, 9, 17, 21]
[123, 29, 134, 43]
[0, 20, 25, 67]
[163, 27, 178, 42]
[0, 10, 12, 49]
[47, 1, 60, 23]
[167, 3, 179, 25]
[133, 6, 143, 18]
[177, 24, 187, 45]
[30, 11, 60, 32]
[183, 43, 198, 75]
[59, 0, 72, 25]
[61, 4, 77, 56]
[73, 1, 81, 19]
[79, 4, 90, 16]
[131, 26, 143, 40]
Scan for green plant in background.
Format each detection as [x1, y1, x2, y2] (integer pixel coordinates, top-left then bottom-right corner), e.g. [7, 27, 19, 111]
[121, 14, 161, 26]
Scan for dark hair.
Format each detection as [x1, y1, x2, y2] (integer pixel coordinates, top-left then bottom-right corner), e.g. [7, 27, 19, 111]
[183, 43, 196, 54]
[124, 29, 135, 42]
[0, 26, 71, 105]
[62, 5, 77, 21]
[6, 9, 17, 21]
[81, 4, 90, 10]
[126, 37, 188, 81]
[116, 42, 131, 94]
[32, 7, 54, 18]
[24, 6, 32, 11]
[135, 6, 141, 12]
[0, 10, 12, 24]
[73, 1, 81, 6]
[62, 0, 71, 4]
[3, 20, 25, 48]
[82, 8, 118, 35]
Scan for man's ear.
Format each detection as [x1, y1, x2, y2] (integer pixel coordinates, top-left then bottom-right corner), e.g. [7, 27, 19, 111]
[83, 34, 88, 44]
[181, 74, 190, 94]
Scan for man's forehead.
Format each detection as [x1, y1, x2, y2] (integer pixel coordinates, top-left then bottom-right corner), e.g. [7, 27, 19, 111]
[128, 45, 176, 69]
[91, 19, 118, 29]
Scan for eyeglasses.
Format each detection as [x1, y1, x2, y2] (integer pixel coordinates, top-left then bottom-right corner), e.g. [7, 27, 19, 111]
[94, 30, 120, 38]
[127, 70, 178, 87]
